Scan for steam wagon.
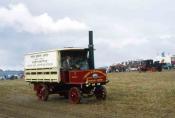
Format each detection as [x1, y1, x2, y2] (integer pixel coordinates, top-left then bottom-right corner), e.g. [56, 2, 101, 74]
[24, 31, 109, 104]
[139, 60, 162, 72]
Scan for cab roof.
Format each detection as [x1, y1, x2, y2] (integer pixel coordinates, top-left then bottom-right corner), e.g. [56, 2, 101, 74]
[26, 47, 89, 55]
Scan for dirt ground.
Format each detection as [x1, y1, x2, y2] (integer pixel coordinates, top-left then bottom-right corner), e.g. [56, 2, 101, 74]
[0, 70, 175, 118]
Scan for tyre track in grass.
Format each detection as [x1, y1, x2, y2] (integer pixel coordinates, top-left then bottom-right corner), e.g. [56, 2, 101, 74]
[0, 101, 76, 118]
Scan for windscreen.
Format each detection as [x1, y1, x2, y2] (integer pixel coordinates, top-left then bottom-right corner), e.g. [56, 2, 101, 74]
[60, 50, 89, 70]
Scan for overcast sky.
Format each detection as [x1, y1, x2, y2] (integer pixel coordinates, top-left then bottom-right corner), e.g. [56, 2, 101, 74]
[0, 0, 175, 70]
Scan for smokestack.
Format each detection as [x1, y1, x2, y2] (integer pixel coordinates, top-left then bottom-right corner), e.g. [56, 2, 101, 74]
[88, 31, 95, 69]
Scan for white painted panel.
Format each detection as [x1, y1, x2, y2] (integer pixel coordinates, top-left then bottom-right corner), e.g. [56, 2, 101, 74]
[25, 51, 58, 69]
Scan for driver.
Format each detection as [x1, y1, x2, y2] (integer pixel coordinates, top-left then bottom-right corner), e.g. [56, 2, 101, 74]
[62, 56, 72, 70]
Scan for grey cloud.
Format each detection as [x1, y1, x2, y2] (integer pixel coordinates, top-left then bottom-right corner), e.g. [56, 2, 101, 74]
[0, 4, 88, 34]
[0, 1, 175, 69]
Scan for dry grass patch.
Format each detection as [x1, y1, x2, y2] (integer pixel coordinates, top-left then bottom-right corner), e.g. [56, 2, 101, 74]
[0, 70, 175, 118]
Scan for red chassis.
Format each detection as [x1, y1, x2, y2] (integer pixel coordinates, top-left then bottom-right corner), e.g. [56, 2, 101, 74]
[33, 69, 109, 104]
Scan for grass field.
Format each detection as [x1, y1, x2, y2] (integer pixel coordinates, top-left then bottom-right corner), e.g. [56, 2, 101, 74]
[0, 70, 175, 118]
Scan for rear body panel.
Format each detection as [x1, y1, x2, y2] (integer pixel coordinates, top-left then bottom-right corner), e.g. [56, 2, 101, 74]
[25, 68, 59, 82]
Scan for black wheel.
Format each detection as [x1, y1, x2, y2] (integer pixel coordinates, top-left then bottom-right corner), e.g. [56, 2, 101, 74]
[37, 84, 49, 101]
[68, 87, 81, 104]
[94, 86, 107, 100]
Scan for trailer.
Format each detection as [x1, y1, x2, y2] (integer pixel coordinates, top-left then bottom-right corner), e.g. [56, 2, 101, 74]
[24, 31, 109, 104]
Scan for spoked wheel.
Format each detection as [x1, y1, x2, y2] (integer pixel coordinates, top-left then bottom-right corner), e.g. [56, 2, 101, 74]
[36, 84, 49, 101]
[69, 87, 81, 104]
[94, 86, 107, 100]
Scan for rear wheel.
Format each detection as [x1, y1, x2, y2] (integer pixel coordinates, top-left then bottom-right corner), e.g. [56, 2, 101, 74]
[36, 84, 49, 101]
[94, 86, 107, 100]
[69, 87, 81, 104]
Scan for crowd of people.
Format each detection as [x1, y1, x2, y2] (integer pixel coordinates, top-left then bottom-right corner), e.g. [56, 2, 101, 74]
[107, 59, 175, 73]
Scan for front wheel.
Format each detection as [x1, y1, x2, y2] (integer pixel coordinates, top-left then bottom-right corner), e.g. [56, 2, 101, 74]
[68, 87, 81, 104]
[94, 86, 107, 100]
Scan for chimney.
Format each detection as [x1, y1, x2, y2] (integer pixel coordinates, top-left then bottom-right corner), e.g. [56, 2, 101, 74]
[88, 31, 95, 69]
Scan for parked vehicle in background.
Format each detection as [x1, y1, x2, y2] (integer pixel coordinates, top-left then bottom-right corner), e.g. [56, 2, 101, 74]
[162, 63, 173, 70]
[128, 67, 138, 71]
[139, 60, 162, 72]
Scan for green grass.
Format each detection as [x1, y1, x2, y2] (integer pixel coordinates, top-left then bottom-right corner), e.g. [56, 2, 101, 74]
[0, 70, 175, 118]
